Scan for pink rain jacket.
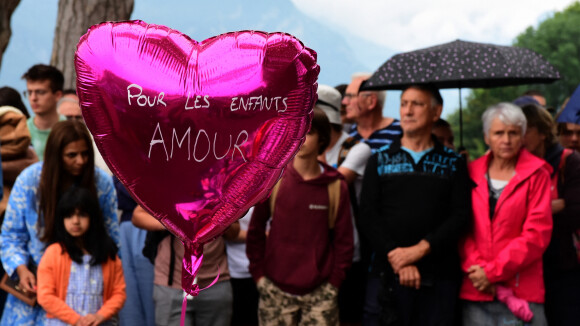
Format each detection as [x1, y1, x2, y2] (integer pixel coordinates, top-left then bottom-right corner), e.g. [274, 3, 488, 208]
[459, 148, 552, 303]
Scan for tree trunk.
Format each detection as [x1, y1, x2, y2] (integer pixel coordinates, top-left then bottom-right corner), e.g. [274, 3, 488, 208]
[51, 0, 134, 90]
[0, 0, 21, 72]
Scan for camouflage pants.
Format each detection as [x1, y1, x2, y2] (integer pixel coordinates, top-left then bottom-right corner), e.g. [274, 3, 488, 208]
[256, 277, 339, 326]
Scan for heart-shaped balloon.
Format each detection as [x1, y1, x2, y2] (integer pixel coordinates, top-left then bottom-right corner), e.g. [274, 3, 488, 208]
[75, 20, 318, 295]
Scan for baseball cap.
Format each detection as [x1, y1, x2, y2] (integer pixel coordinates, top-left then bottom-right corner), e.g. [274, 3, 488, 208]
[316, 84, 342, 125]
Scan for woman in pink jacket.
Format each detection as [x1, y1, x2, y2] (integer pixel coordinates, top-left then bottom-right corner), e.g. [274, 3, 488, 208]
[459, 103, 552, 326]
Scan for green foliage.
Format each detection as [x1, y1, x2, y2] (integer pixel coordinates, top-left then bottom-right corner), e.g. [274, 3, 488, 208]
[448, 1, 580, 159]
[514, 1, 580, 107]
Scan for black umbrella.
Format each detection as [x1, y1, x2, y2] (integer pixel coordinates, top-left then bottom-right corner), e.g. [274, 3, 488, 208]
[360, 39, 560, 146]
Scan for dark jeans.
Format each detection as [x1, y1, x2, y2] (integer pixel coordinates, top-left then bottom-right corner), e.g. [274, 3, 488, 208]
[230, 277, 259, 326]
[338, 260, 366, 324]
[544, 269, 580, 326]
[462, 300, 547, 326]
[380, 275, 460, 326]
[363, 275, 381, 326]
[153, 281, 232, 326]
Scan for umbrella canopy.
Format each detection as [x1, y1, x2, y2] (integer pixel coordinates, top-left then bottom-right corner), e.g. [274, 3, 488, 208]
[361, 39, 560, 91]
[557, 84, 580, 124]
[360, 39, 560, 147]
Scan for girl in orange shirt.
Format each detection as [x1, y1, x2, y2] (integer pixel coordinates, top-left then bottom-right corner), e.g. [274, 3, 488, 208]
[37, 187, 126, 326]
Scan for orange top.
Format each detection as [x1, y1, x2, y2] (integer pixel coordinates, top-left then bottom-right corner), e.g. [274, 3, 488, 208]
[37, 243, 126, 325]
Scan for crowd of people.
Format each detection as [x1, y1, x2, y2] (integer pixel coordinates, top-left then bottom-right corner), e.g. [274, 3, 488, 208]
[0, 63, 578, 326]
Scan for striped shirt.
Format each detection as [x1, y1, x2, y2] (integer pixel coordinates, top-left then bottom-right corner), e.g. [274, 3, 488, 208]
[348, 119, 403, 153]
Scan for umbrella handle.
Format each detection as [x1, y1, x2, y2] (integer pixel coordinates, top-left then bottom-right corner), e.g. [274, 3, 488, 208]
[459, 88, 463, 148]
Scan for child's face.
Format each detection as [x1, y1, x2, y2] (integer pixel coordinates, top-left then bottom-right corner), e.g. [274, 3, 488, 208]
[64, 210, 90, 238]
[297, 129, 320, 158]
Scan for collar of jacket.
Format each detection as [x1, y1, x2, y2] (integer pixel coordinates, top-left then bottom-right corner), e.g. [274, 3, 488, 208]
[383, 134, 446, 156]
[470, 148, 552, 205]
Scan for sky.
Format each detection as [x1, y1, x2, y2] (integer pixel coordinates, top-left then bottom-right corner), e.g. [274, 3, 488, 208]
[0, 0, 576, 118]
[291, 0, 572, 52]
[290, 0, 575, 116]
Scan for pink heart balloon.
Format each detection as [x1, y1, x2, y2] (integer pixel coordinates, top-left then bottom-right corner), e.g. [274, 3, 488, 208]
[75, 20, 318, 295]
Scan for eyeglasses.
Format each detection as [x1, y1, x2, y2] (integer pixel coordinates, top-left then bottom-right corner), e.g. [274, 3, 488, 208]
[23, 89, 50, 97]
[343, 93, 371, 100]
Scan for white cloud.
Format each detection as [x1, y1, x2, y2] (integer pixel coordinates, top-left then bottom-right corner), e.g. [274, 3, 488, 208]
[290, 0, 575, 52]
[290, 0, 576, 117]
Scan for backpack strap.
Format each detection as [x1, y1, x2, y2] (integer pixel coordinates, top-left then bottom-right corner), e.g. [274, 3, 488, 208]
[559, 148, 574, 185]
[337, 137, 361, 219]
[327, 179, 341, 229]
[269, 177, 283, 216]
[338, 136, 359, 167]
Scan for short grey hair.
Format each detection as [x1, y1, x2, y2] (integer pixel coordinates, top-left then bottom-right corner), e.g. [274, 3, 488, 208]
[402, 85, 443, 110]
[482, 102, 527, 137]
[57, 96, 79, 108]
[352, 72, 386, 111]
